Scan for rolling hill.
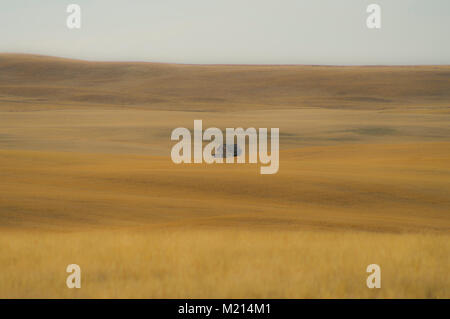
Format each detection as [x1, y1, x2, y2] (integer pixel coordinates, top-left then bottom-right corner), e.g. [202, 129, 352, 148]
[0, 54, 449, 298]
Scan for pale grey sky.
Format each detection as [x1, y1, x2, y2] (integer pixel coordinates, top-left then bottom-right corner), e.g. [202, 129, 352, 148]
[0, 0, 449, 65]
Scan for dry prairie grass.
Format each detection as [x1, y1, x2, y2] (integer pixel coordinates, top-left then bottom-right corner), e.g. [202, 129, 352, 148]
[1, 54, 450, 112]
[0, 54, 449, 298]
[0, 229, 448, 298]
[0, 144, 449, 298]
[1, 144, 449, 233]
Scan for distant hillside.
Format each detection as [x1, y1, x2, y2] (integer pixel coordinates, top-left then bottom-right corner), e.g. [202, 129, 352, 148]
[0, 54, 449, 111]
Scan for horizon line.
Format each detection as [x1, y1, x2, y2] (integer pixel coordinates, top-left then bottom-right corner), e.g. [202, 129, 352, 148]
[1, 52, 449, 68]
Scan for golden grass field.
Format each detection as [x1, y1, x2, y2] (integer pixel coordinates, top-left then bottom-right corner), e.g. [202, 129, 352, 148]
[0, 54, 449, 298]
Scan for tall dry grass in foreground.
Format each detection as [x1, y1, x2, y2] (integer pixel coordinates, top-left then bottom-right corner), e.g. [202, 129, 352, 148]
[0, 144, 449, 298]
[0, 229, 448, 298]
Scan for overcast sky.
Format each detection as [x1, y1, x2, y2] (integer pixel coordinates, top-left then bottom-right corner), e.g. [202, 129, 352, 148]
[1, 0, 449, 65]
